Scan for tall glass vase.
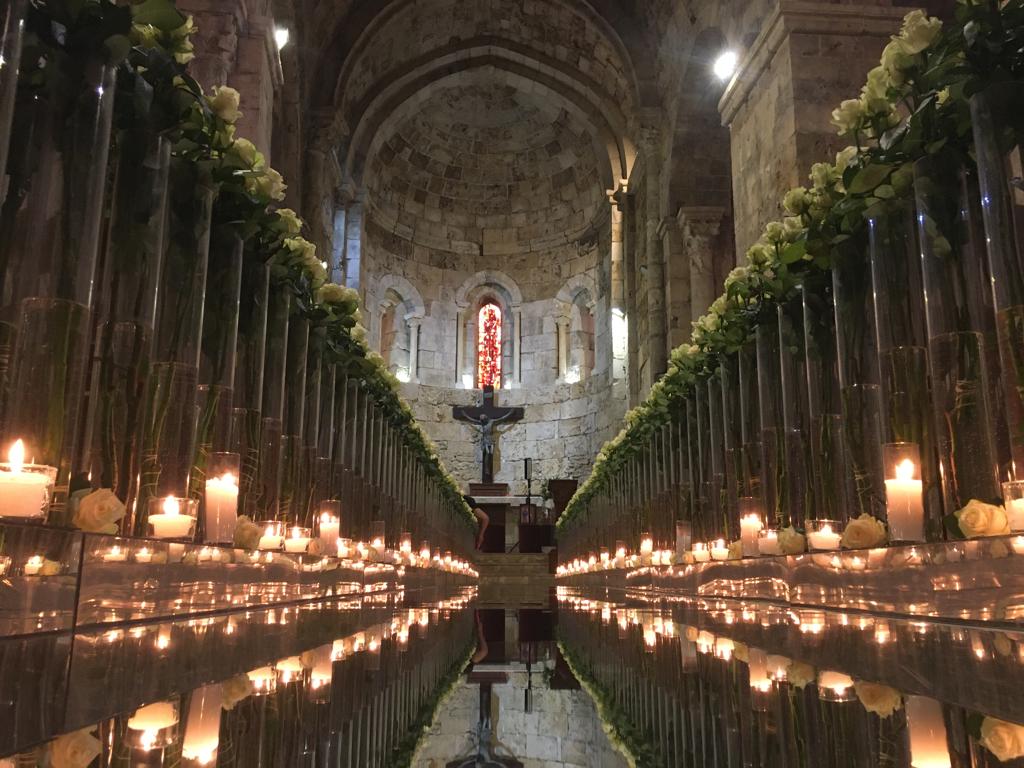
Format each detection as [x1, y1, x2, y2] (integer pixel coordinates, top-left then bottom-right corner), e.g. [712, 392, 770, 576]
[259, 285, 290, 519]
[231, 259, 269, 518]
[915, 152, 1001, 521]
[192, 231, 243, 504]
[869, 207, 943, 530]
[0, 0, 28, 207]
[88, 131, 170, 519]
[971, 82, 1024, 482]
[693, 384, 713, 541]
[0, 57, 116, 524]
[707, 372, 727, 536]
[756, 323, 785, 527]
[135, 167, 213, 535]
[279, 315, 308, 522]
[833, 239, 886, 518]
[720, 355, 742, 530]
[737, 341, 761, 504]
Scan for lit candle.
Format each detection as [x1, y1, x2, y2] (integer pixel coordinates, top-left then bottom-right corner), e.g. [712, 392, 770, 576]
[807, 521, 842, 551]
[710, 539, 730, 561]
[885, 448, 925, 543]
[204, 472, 239, 544]
[103, 545, 128, 563]
[1003, 481, 1024, 532]
[182, 684, 222, 765]
[740, 513, 763, 557]
[135, 547, 152, 564]
[318, 511, 341, 552]
[23, 555, 42, 575]
[258, 522, 285, 551]
[600, 548, 610, 568]
[817, 670, 854, 700]
[639, 533, 654, 564]
[614, 541, 627, 567]
[906, 695, 952, 768]
[148, 496, 196, 539]
[757, 529, 781, 556]
[247, 666, 277, 695]
[692, 542, 711, 562]
[284, 526, 311, 553]
[127, 701, 179, 750]
[418, 541, 431, 564]
[0, 439, 55, 519]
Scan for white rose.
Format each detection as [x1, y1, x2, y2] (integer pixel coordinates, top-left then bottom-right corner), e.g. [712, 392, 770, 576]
[898, 10, 942, 55]
[284, 236, 316, 262]
[72, 489, 126, 534]
[276, 207, 303, 235]
[221, 674, 254, 710]
[764, 221, 786, 243]
[40, 558, 62, 576]
[861, 66, 892, 113]
[778, 526, 806, 555]
[49, 728, 101, 768]
[786, 661, 816, 689]
[783, 187, 808, 215]
[831, 98, 865, 135]
[841, 514, 888, 549]
[980, 717, 1024, 763]
[725, 266, 749, 288]
[854, 682, 902, 717]
[782, 216, 804, 238]
[247, 167, 287, 201]
[207, 85, 242, 123]
[351, 324, 368, 343]
[728, 540, 742, 560]
[880, 40, 914, 85]
[316, 283, 347, 304]
[834, 146, 859, 176]
[956, 499, 1010, 538]
[233, 515, 261, 550]
[809, 162, 836, 191]
[231, 138, 262, 168]
[746, 242, 773, 267]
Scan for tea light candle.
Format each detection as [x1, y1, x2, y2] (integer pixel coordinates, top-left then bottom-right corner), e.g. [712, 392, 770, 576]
[23, 555, 43, 575]
[135, 547, 153, 564]
[807, 521, 842, 551]
[614, 542, 627, 567]
[0, 439, 56, 519]
[258, 522, 285, 551]
[103, 545, 128, 563]
[692, 542, 711, 562]
[758, 529, 781, 556]
[204, 471, 239, 544]
[284, 526, 311, 553]
[318, 510, 341, 551]
[740, 513, 763, 557]
[710, 539, 730, 561]
[885, 447, 925, 542]
[149, 496, 196, 539]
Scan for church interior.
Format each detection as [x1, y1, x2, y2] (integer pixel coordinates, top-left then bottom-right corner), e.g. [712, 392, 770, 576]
[2, 0, 1024, 765]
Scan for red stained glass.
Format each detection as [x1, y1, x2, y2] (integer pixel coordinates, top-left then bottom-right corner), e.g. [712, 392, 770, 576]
[477, 303, 502, 389]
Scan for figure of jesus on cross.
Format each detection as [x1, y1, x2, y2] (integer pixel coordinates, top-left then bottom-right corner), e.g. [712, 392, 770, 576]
[452, 385, 524, 484]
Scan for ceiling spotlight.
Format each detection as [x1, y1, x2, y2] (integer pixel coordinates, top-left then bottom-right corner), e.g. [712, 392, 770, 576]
[713, 50, 738, 82]
[274, 26, 290, 50]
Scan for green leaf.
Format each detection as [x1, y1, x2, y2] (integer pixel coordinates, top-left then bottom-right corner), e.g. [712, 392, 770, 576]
[848, 163, 893, 195]
[131, 0, 186, 32]
[874, 184, 895, 199]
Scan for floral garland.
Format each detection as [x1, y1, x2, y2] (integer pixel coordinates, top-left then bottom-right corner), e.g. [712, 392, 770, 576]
[557, 0, 1024, 534]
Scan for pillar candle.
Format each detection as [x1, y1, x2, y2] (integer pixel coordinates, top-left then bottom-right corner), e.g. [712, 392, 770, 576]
[906, 695, 952, 768]
[318, 513, 340, 551]
[740, 513, 762, 557]
[885, 458, 925, 542]
[758, 529, 781, 556]
[182, 685, 222, 765]
[204, 472, 239, 544]
[692, 542, 711, 562]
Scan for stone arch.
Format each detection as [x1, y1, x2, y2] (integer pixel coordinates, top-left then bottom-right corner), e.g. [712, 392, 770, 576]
[555, 274, 599, 308]
[454, 271, 524, 389]
[555, 276, 598, 383]
[455, 271, 523, 311]
[366, 273, 426, 381]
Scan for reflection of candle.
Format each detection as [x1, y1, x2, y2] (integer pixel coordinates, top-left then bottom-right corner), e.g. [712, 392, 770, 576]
[204, 472, 239, 544]
[135, 547, 152, 564]
[886, 458, 925, 542]
[692, 542, 711, 562]
[758, 529, 781, 556]
[808, 523, 842, 551]
[817, 671, 854, 700]
[23, 555, 42, 575]
[740, 513, 763, 557]
[906, 695, 952, 768]
[710, 539, 730, 561]
[150, 497, 195, 539]
[128, 701, 179, 750]
[319, 513, 340, 551]
[182, 684, 222, 765]
[103, 545, 127, 563]
[284, 527, 311, 553]
[0, 439, 55, 518]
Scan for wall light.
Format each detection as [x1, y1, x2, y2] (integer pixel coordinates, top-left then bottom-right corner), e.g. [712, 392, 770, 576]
[713, 50, 739, 81]
[395, 367, 411, 383]
[461, 374, 475, 390]
[274, 27, 290, 50]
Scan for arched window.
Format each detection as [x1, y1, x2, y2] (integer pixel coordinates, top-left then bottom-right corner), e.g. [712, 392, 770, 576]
[477, 302, 502, 389]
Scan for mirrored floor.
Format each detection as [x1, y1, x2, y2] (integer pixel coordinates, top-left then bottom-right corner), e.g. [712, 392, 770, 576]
[4, 587, 1024, 767]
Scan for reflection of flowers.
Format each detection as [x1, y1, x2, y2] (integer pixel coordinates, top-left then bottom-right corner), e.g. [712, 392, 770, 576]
[728, 540, 742, 560]
[979, 717, 1024, 763]
[842, 514, 888, 549]
[778, 527, 807, 555]
[786, 661, 816, 689]
[956, 500, 1010, 538]
[233, 516, 261, 550]
[221, 674, 254, 710]
[40, 559, 62, 576]
[71, 489, 126, 534]
[49, 728, 101, 768]
[854, 681, 903, 717]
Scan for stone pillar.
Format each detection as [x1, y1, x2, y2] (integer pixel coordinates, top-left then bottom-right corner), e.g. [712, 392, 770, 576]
[608, 192, 627, 381]
[513, 309, 523, 386]
[658, 216, 691, 352]
[678, 206, 725, 325]
[616, 189, 641, 406]
[407, 318, 421, 383]
[719, 1, 908, 252]
[455, 313, 465, 386]
[556, 316, 570, 380]
[638, 124, 668, 383]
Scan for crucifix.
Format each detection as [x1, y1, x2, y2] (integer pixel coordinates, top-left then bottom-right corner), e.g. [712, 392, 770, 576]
[453, 385, 524, 484]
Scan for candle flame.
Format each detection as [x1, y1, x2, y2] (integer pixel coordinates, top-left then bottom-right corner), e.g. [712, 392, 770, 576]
[8, 439, 24, 472]
[161, 496, 180, 516]
[291, 526, 302, 538]
[895, 458, 916, 481]
[820, 524, 834, 535]
[320, 512, 337, 524]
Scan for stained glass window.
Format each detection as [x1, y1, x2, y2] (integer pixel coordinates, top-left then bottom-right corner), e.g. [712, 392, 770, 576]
[477, 303, 502, 389]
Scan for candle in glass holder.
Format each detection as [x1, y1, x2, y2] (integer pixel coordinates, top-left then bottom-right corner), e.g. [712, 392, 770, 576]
[127, 700, 180, 750]
[710, 539, 730, 561]
[739, 508, 763, 557]
[103, 545, 127, 563]
[399, 532, 413, 559]
[758, 529, 781, 556]
[247, 666, 277, 696]
[135, 547, 153, 564]
[1004, 481, 1024, 532]
[599, 547, 610, 568]
[284, 526, 312, 553]
[418, 541, 430, 564]
[204, 452, 240, 544]
[675, 520, 692, 555]
[318, 502, 341, 551]
[614, 540, 627, 567]
[0, 439, 56, 520]
[816, 670, 855, 702]
[258, 521, 285, 551]
[23, 555, 42, 575]
[692, 542, 711, 562]
[884, 443, 925, 543]
[639, 532, 653, 564]
[906, 695, 952, 768]
[370, 520, 385, 559]
[148, 497, 197, 540]
[807, 520, 842, 551]
[182, 684, 222, 765]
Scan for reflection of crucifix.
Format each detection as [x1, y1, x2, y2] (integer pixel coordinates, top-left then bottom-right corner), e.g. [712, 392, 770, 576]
[453, 385, 524, 484]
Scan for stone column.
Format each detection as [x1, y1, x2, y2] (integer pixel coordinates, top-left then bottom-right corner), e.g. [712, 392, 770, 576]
[719, 1, 908, 252]
[513, 309, 523, 386]
[638, 123, 668, 383]
[608, 191, 627, 381]
[678, 206, 725, 325]
[556, 316, 570, 380]
[658, 216, 691, 353]
[407, 318, 421, 383]
[616, 189, 641, 406]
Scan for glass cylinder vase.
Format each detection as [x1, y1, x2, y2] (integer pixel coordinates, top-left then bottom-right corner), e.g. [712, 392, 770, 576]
[756, 322, 785, 527]
[258, 285, 290, 519]
[279, 315, 308, 521]
[778, 296, 812, 529]
[0, 0, 28, 208]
